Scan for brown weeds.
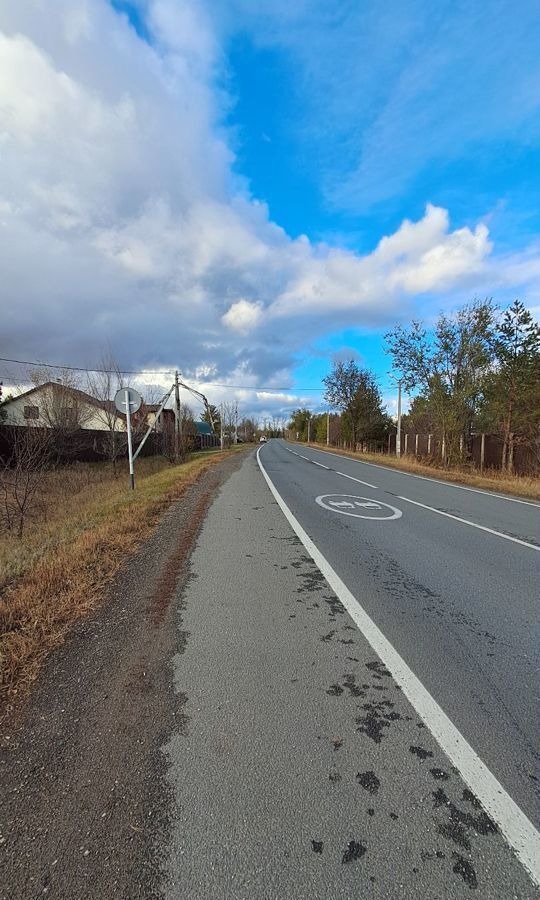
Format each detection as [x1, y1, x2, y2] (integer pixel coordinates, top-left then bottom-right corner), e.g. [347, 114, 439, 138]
[0, 451, 241, 707]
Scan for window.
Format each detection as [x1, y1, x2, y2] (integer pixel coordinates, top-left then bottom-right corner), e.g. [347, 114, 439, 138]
[24, 405, 39, 419]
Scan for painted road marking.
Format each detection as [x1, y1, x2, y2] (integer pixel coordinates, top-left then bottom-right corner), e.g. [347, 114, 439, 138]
[257, 447, 540, 888]
[312, 461, 329, 469]
[335, 470, 378, 490]
[316, 493, 402, 521]
[289, 442, 540, 508]
[397, 495, 540, 551]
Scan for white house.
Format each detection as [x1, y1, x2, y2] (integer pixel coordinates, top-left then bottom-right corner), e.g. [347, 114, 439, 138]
[1, 382, 171, 433]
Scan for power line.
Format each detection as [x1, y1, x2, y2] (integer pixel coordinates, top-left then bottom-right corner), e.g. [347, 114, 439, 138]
[0, 355, 174, 376]
[0, 355, 323, 392]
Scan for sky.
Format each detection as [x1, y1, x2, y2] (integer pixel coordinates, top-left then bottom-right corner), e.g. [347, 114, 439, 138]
[0, 0, 539, 421]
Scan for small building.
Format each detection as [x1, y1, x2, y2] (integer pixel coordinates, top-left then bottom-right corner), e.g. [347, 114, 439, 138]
[194, 420, 220, 449]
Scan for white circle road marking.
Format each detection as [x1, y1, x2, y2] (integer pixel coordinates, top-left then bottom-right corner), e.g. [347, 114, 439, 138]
[315, 493, 402, 520]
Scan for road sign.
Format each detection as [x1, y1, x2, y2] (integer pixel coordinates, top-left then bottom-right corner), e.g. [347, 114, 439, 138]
[115, 387, 142, 490]
[315, 493, 402, 520]
[114, 387, 142, 415]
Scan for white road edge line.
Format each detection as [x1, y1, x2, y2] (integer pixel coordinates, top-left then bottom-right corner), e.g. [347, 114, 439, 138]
[257, 446, 540, 888]
[397, 495, 540, 552]
[335, 471, 378, 490]
[289, 442, 540, 508]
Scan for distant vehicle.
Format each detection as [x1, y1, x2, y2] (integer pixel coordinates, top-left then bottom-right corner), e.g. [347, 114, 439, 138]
[259, 435, 268, 443]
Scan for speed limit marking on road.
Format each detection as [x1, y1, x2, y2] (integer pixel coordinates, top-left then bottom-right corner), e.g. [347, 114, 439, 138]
[315, 493, 402, 520]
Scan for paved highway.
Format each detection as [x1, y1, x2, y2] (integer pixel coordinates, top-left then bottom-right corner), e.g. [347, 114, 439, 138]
[162, 445, 540, 898]
[262, 441, 540, 827]
[5, 445, 538, 898]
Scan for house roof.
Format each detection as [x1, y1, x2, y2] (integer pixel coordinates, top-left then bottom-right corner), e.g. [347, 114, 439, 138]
[3, 381, 108, 411]
[194, 420, 214, 435]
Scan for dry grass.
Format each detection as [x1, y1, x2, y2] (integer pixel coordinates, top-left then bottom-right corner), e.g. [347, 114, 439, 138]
[303, 442, 540, 500]
[0, 449, 245, 705]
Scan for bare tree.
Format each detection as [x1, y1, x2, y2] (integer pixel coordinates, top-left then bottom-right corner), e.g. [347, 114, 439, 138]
[86, 351, 125, 472]
[30, 368, 94, 459]
[0, 426, 54, 538]
[220, 402, 238, 448]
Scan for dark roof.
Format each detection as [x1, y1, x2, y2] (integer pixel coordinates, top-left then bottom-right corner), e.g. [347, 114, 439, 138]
[194, 420, 213, 435]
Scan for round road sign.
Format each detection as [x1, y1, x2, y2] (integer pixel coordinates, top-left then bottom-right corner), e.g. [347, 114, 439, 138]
[315, 493, 402, 520]
[114, 387, 142, 415]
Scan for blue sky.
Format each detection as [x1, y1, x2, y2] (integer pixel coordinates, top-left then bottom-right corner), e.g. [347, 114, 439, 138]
[220, 0, 540, 398]
[1, 0, 539, 418]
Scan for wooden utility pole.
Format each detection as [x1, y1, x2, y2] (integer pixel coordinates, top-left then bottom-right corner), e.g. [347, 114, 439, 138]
[174, 371, 182, 461]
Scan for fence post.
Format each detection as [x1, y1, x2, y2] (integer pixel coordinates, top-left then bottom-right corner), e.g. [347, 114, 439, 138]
[428, 433, 432, 455]
[404, 433, 408, 455]
[415, 434, 419, 456]
[480, 433, 485, 471]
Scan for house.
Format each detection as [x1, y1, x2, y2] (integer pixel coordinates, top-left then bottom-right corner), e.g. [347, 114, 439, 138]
[194, 420, 220, 448]
[1, 382, 172, 433]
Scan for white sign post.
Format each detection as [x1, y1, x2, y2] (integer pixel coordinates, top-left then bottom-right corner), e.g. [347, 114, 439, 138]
[115, 387, 142, 490]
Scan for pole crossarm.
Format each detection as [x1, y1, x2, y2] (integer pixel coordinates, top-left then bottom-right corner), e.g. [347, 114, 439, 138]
[132, 385, 174, 461]
[176, 379, 216, 432]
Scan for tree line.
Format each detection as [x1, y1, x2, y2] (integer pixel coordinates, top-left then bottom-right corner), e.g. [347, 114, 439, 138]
[288, 299, 539, 472]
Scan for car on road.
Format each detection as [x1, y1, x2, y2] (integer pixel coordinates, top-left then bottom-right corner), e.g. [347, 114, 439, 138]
[259, 435, 268, 443]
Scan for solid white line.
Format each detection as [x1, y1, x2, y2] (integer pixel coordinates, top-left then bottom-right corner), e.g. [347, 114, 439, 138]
[397, 494, 540, 552]
[335, 471, 378, 490]
[287, 442, 540, 508]
[257, 447, 540, 888]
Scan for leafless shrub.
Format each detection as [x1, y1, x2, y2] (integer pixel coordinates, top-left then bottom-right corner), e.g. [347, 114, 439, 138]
[0, 427, 54, 538]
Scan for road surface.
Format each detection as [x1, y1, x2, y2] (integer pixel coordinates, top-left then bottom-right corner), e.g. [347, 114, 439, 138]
[1, 445, 538, 899]
[261, 440, 540, 829]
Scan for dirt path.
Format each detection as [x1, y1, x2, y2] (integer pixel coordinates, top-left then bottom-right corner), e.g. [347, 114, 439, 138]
[0, 451, 247, 900]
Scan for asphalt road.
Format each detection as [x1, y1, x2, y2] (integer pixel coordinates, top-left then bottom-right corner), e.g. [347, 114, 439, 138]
[261, 440, 540, 829]
[2, 445, 539, 898]
[163, 447, 539, 898]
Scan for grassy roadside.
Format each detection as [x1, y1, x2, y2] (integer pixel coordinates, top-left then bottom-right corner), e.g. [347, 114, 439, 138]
[301, 442, 540, 501]
[0, 448, 248, 706]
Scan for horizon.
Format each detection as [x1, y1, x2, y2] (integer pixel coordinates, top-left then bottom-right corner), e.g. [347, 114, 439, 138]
[1, 0, 539, 420]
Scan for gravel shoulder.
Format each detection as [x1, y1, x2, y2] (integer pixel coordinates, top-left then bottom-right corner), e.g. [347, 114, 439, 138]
[0, 450, 247, 900]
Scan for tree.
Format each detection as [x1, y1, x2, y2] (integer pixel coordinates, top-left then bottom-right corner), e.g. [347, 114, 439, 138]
[239, 418, 257, 442]
[0, 426, 54, 538]
[385, 300, 495, 464]
[202, 404, 220, 432]
[86, 351, 125, 472]
[220, 402, 238, 447]
[29, 368, 94, 460]
[287, 408, 312, 441]
[482, 300, 540, 471]
[323, 361, 385, 449]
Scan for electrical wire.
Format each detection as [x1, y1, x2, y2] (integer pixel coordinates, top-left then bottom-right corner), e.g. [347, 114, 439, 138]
[0, 355, 323, 392]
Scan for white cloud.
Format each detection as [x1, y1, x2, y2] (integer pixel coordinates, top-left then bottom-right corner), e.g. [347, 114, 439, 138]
[0, 0, 535, 419]
[222, 299, 264, 334]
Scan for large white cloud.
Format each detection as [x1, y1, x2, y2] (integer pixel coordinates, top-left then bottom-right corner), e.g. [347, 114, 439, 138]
[0, 0, 533, 419]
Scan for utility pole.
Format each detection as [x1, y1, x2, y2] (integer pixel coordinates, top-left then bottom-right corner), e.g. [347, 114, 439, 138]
[125, 388, 135, 490]
[307, 413, 311, 443]
[220, 402, 224, 450]
[174, 371, 182, 462]
[326, 410, 330, 446]
[396, 379, 402, 458]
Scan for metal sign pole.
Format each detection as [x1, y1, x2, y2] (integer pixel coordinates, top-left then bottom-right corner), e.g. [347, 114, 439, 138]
[125, 387, 135, 490]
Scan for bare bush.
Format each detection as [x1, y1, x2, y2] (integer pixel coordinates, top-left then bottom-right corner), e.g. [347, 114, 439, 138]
[0, 427, 54, 538]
